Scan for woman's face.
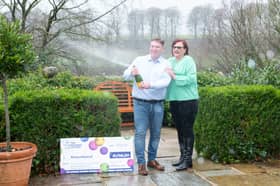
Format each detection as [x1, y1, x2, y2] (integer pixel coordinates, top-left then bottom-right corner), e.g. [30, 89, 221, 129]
[172, 41, 186, 59]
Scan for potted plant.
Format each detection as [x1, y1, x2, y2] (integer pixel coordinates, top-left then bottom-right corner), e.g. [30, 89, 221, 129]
[0, 16, 37, 185]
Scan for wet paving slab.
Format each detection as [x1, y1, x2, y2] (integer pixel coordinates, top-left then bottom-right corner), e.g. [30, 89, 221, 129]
[208, 174, 280, 186]
[29, 158, 211, 186]
[195, 159, 280, 186]
[197, 168, 245, 177]
[29, 127, 280, 186]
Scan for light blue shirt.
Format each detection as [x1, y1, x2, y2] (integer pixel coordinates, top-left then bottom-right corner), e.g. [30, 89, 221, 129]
[123, 55, 171, 100]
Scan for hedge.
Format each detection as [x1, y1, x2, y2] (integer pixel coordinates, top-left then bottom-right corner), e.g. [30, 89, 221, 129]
[0, 88, 121, 174]
[194, 85, 280, 163]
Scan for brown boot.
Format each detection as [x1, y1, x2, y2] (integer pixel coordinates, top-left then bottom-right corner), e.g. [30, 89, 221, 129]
[138, 164, 148, 176]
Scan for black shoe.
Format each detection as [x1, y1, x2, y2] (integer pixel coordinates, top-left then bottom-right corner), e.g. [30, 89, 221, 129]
[172, 158, 183, 166]
[175, 160, 192, 171]
[188, 161, 193, 168]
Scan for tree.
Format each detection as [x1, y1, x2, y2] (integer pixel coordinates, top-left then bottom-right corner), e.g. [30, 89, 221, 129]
[0, 0, 128, 65]
[0, 16, 35, 150]
[212, 8, 227, 37]
[267, 0, 280, 53]
[127, 9, 144, 43]
[146, 7, 162, 39]
[200, 5, 214, 37]
[187, 5, 214, 38]
[102, 1, 128, 43]
[0, 0, 41, 31]
[163, 7, 180, 39]
[187, 6, 202, 38]
[205, 0, 279, 72]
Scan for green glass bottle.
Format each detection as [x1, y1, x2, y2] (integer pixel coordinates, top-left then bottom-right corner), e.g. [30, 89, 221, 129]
[134, 74, 143, 88]
[133, 65, 143, 88]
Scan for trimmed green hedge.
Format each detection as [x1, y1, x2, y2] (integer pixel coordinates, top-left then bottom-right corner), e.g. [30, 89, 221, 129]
[194, 85, 280, 163]
[0, 88, 121, 174]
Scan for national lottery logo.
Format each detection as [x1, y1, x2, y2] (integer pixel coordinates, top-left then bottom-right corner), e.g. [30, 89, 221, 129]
[110, 152, 131, 158]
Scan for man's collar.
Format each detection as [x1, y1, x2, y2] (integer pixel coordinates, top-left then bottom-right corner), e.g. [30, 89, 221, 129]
[148, 55, 161, 63]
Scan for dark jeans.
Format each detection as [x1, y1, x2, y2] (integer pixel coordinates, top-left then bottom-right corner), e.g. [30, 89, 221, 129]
[170, 100, 198, 155]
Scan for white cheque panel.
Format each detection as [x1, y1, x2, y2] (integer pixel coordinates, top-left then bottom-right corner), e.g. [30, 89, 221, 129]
[60, 136, 134, 174]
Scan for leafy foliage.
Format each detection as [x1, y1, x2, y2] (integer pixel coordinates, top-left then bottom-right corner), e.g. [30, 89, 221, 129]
[197, 71, 231, 87]
[0, 16, 35, 78]
[163, 101, 173, 127]
[230, 58, 280, 88]
[3, 70, 122, 97]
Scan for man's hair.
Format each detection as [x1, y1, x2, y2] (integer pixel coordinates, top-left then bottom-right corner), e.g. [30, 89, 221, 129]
[151, 38, 164, 46]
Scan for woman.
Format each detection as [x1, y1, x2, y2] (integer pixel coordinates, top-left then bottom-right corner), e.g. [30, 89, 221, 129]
[165, 39, 199, 171]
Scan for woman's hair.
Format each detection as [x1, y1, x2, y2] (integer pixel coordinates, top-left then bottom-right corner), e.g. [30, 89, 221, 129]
[171, 39, 189, 56]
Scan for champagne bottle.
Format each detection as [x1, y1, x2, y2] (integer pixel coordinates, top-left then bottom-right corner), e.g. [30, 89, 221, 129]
[134, 74, 143, 88]
[133, 65, 143, 88]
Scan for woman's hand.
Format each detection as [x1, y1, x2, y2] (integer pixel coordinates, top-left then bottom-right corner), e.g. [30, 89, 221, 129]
[165, 67, 176, 79]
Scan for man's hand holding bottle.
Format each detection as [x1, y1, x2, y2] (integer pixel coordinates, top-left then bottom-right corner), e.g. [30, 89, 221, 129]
[132, 65, 150, 89]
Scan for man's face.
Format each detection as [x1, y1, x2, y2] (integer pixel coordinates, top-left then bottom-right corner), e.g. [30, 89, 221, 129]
[149, 40, 164, 60]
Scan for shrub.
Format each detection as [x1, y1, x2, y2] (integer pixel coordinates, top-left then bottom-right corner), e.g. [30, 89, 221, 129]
[0, 88, 121, 174]
[197, 71, 231, 87]
[194, 85, 280, 163]
[163, 101, 174, 127]
[230, 58, 280, 88]
[4, 70, 124, 98]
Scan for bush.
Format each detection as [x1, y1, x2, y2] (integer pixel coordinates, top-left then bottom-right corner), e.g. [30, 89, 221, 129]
[197, 71, 231, 87]
[6, 71, 95, 95]
[163, 101, 174, 127]
[194, 85, 280, 163]
[3, 70, 124, 97]
[0, 88, 121, 174]
[230, 58, 280, 88]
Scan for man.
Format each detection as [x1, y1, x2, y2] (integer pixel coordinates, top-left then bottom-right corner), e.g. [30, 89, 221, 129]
[123, 38, 171, 176]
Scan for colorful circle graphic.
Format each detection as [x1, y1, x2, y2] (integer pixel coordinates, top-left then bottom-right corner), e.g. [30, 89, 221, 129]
[80, 137, 89, 142]
[95, 137, 105, 146]
[60, 168, 66, 174]
[100, 163, 109, 172]
[127, 159, 134, 167]
[88, 140, 98, 150]
[100, 147, 108, 155]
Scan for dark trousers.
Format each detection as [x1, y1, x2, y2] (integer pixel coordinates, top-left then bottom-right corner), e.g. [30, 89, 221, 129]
[170, 100, 198, 158]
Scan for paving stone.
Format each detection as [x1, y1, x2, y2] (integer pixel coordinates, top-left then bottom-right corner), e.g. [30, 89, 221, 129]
[149, 172, 211, 186]
[231, 164, 266, 174]
[29, 174, 103, 186]
[208, 174, 280, 186]
[192, 159, 227, 171]
[104, 175, 157, 186]
[258, 160, 280, 176]
[197, 168, 244, 177]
